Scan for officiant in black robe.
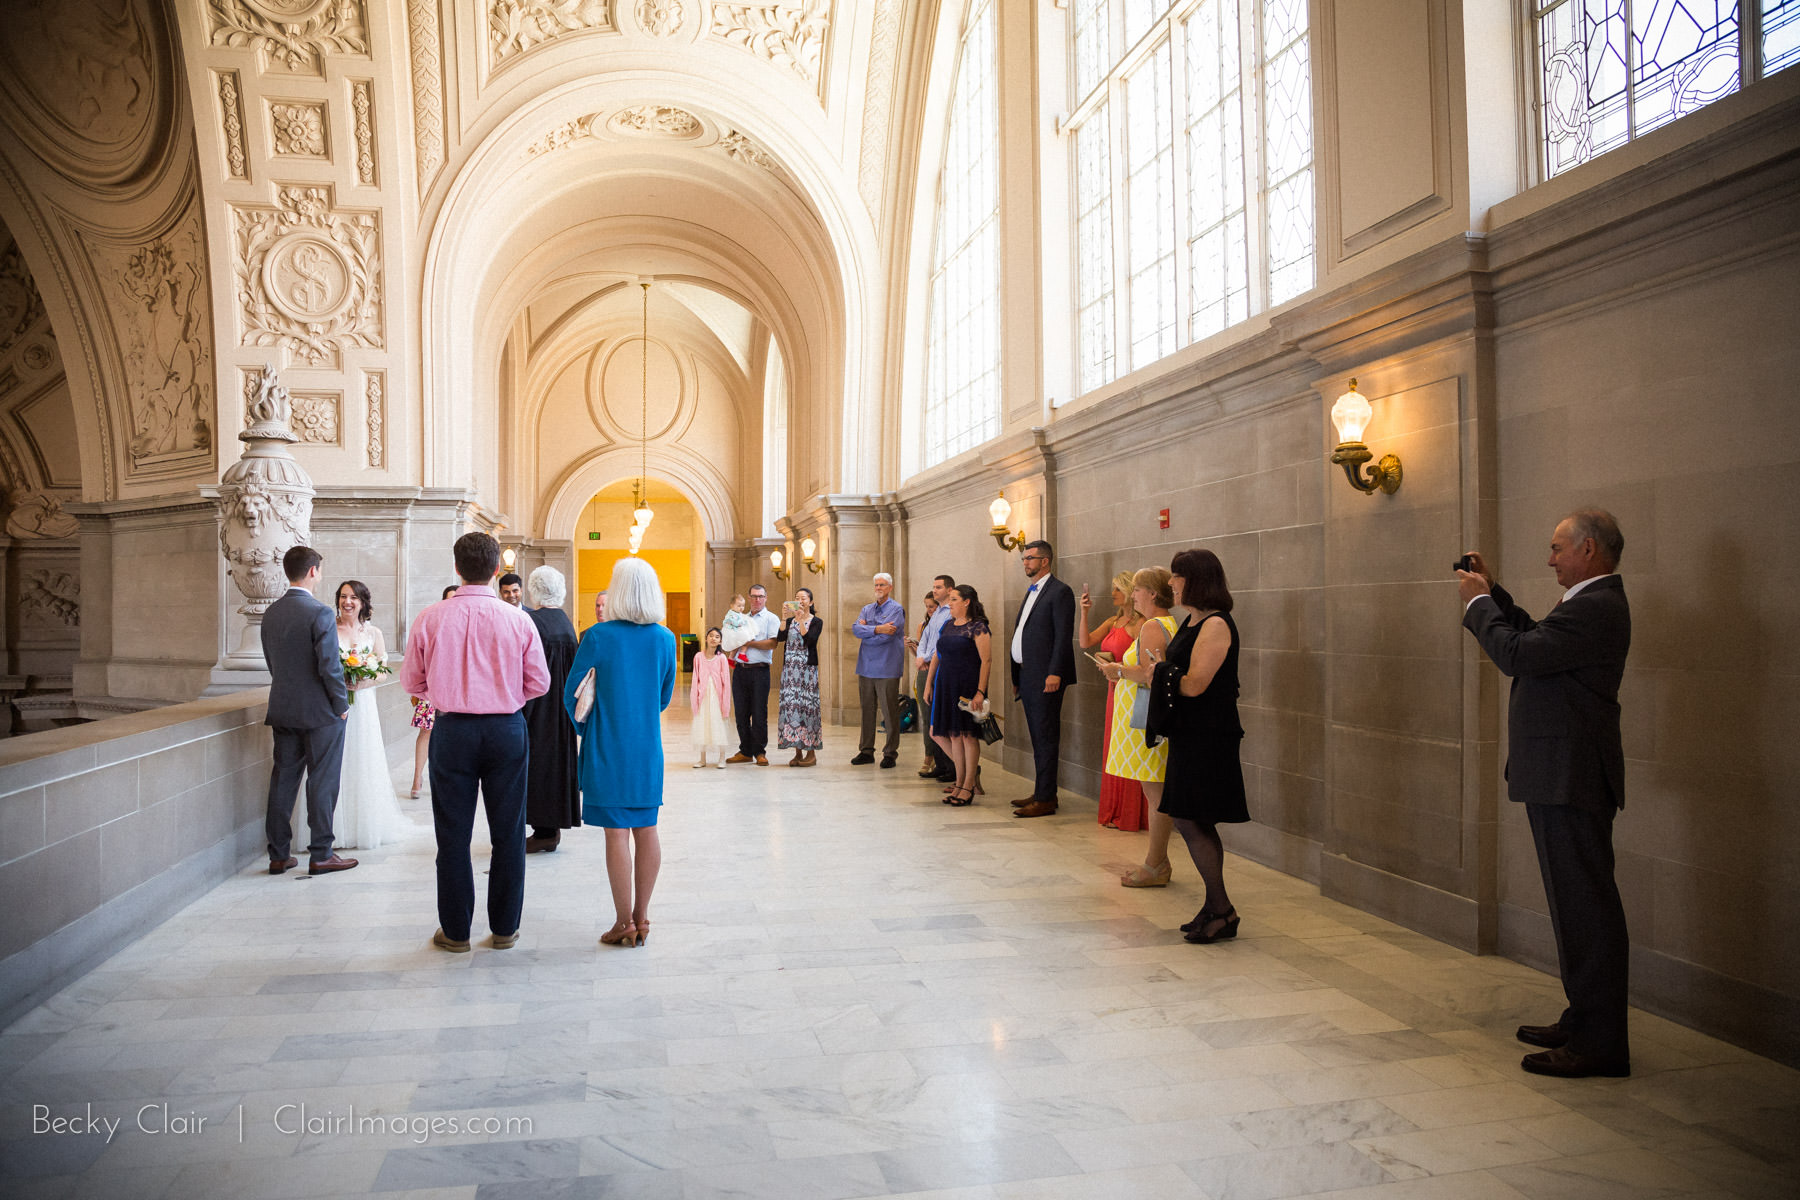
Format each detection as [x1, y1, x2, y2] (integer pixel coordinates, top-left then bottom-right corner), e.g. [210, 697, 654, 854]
[523, 567, 581, 851]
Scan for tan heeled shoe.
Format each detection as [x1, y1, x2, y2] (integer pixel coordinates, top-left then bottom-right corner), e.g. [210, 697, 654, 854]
[633, 918, 649, 947]
[599, 920, 636, 946]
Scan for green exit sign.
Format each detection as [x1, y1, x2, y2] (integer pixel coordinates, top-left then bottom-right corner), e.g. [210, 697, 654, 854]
[588, 531, 601, 540]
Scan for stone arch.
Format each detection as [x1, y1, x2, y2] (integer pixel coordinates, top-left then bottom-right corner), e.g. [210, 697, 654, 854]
[417, 67, 880, 522]
[540, 445, 738, 548]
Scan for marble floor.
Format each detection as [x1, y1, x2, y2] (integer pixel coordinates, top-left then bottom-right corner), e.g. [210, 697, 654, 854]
[2, 711, 1797, 1200]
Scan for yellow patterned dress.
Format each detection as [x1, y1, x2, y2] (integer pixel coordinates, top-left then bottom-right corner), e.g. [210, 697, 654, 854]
[1104, 616, 1178, 782]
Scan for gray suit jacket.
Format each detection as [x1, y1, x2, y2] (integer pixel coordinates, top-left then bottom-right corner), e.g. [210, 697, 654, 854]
[262, 587, 349, 729]
[1463, 575, 1630, 810]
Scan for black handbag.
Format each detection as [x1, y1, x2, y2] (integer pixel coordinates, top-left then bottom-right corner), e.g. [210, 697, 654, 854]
[975, 713, 1004, 745]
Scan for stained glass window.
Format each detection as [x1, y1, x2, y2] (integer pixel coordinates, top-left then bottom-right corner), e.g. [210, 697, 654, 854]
[1534, 0, 1790, 179]
[924, 0, 1000, 467]
[1067, 0, 1315, 398]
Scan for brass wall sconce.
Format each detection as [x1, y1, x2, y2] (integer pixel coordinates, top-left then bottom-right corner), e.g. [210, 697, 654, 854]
[1329, 379, 1402, 495]
[988, 492, 1025, 552]
[770, 548, 790, 580]
[799, 536, 823, 574]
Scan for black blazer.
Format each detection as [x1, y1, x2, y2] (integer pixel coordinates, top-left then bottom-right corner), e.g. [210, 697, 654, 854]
[1009, 574, 1078, 692]
[261, 587, 349, 729]
[781, 615, 823, 668]
[1463, 575, 1630, 810]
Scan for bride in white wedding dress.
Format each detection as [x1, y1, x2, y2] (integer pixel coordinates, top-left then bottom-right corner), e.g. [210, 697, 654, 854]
[321, 580, 412, 850]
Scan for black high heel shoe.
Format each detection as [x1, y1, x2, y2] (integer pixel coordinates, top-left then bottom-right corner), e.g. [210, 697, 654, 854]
[947, 787, 975, 806]
[1183, 907, 1240, 944]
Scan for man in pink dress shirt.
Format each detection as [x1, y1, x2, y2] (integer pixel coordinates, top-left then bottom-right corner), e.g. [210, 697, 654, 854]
[401, 532, 550, 953]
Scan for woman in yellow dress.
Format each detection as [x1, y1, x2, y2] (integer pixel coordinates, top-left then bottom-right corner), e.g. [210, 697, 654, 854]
[1100, 567, 1178, 887]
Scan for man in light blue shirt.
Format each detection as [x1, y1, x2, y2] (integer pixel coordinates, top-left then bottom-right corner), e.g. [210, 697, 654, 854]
[910, 574, 956, 781]
[851, 573, 907, 766]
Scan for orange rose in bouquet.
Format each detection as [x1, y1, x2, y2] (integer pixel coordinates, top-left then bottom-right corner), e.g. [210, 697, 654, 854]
[340, 646, 391, 704]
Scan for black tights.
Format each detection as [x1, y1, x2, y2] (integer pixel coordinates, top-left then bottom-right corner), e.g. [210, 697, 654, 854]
[1172, 818, 1232, 916]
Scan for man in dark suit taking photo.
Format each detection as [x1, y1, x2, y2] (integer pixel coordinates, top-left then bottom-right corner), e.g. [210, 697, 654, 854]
[1460, 509, 1631, 1078]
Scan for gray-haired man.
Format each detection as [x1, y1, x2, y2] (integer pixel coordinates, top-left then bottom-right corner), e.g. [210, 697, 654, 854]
[851, 572, 906, 767]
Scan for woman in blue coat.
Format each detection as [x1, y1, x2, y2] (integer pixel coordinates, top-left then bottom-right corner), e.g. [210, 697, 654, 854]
[564, 556, 676, 947]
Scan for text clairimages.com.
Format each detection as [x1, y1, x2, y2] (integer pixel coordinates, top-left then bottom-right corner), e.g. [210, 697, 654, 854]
[31, 1103, 532, 1145]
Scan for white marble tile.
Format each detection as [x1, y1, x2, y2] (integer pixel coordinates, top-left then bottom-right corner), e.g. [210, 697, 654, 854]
[2, 715, 1795, 1198]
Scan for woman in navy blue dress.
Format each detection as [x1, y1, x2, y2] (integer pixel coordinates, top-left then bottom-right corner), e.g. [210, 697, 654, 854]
[922, 585, 991, 805]
[564, 557, 676, 947]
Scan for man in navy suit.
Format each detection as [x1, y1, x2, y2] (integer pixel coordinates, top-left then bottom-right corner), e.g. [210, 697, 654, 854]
[1460, 509, 1631, 1078]
[1010, 540, 1078, 818]
[261, 545, 356, 876]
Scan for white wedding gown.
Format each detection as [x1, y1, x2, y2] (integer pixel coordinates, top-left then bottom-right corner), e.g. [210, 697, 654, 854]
[296, 626, 411, 850]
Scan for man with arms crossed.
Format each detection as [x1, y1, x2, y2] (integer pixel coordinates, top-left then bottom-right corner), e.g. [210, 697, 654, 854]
[1010, 541, 1078, 818]
[851, 573, 907, 767]
[1459, 509, 1632, 1078]
[262, 545, 356, 876]
[403, 532, 549, 952]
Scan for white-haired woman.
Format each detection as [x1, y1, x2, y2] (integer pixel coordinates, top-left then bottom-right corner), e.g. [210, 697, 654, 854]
[564, 557, 677, 946]
[523, 566, 581, 852]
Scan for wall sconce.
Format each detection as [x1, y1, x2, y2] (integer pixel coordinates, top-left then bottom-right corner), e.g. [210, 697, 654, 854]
[1329, 379, 1402, 495]
[799, 536, 823, 573]
[501, 546, 517, 570]
[988, 492, 1025, 552]
[770, 548, 790, 580]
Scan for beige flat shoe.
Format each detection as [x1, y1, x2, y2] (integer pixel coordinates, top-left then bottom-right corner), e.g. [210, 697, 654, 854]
[1120, 861, 1172, 888]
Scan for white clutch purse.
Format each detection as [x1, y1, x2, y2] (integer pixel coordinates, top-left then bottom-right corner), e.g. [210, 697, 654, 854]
[572, 667, 596, 721]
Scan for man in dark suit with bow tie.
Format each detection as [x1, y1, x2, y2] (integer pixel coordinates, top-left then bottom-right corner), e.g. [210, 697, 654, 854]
[1010, 540, 1077, 818]
[1460, 509, 1631, 1078]
[262, 544, 356, 877]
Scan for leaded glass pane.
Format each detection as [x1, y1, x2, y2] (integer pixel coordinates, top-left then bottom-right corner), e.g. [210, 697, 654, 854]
[1124, 0, 1162, 50]
[1767, 0, 1800, 74]
[1185, 0, 1247, 341]
[924, 0, 1000, 468]
[1263, 0, 1313, 305]
[1126, 40, 1176, 369]
[1075, 109, 1115, 393]
[1632, 1, 1739, 134]
[1073, 0, 1110, 102]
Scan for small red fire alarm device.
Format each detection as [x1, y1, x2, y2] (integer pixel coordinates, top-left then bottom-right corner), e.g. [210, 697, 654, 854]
[1159, 508, 1170, 530]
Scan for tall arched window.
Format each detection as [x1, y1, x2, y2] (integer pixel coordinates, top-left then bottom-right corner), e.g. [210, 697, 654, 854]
[924, 0, 1000, 468]
[1070, 0, 1314, 396]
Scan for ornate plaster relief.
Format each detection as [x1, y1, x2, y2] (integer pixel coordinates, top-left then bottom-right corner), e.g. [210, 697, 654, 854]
[268, 99, 328, 158]
[490, 0, 615, 66]
[209, 0, 369, 75]
[709, 0, 830, 90]
[350, 80, 375, 184]
[218, 71, 249, 179]
[232, 185, 384, 367]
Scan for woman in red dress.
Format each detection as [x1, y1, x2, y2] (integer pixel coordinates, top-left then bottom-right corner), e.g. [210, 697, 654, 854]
[1081, 571, 1146, 831]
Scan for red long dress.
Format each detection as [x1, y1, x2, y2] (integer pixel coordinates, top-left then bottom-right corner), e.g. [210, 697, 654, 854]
[1094, 622, 1147, 831]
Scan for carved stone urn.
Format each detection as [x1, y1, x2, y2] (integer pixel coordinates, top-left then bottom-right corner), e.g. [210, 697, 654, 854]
[214, 364, 315, 672]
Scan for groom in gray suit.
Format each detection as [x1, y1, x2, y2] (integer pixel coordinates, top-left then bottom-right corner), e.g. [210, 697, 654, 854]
[262, 545, 358, 876]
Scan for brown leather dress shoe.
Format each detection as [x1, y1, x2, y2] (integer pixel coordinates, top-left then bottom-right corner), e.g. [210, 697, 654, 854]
[1013, 800, 1058, 818]
[754, 755, 769, 765]
[1520, 1046, 1629, 1078]
[269, 856, 297, 875]
[726, 753, 753, 764]
[1516, 1021, 1570, 1049]
[308, 853, 359, 875]
[431, 928, 471, 953]
[1010, 797, 1031, 808]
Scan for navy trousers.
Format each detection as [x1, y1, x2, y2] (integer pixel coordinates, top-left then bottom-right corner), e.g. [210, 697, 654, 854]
[1017, 686, 1066, 802]
[429, 712, 529, 941]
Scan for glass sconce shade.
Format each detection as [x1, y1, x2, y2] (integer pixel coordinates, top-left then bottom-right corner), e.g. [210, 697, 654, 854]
[800, 537, 817, 562]
[1331, 379, 1372, 444]
[989, 492, 1012, 529]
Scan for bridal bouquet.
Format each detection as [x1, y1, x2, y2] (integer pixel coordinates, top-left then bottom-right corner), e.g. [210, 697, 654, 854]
[340, 647, 391, 705]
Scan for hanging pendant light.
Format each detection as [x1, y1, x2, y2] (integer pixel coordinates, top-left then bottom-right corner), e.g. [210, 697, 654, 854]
[632, 281, 655, 538]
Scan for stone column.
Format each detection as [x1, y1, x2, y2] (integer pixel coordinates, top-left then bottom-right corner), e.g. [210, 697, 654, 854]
[204, 365, 314, 690]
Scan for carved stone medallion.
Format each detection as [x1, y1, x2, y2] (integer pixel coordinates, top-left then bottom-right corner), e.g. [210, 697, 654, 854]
[234, 186, 383, 367]
[637, 0, 685, 36]
[610, 105, 703, 139]
[269, 100, 328, 157]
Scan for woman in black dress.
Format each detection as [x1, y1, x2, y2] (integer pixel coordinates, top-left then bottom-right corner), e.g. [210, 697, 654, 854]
[1115, 548, 1248, 942]
[523, 567, 581, 851]
[922, 584, 991, 805]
